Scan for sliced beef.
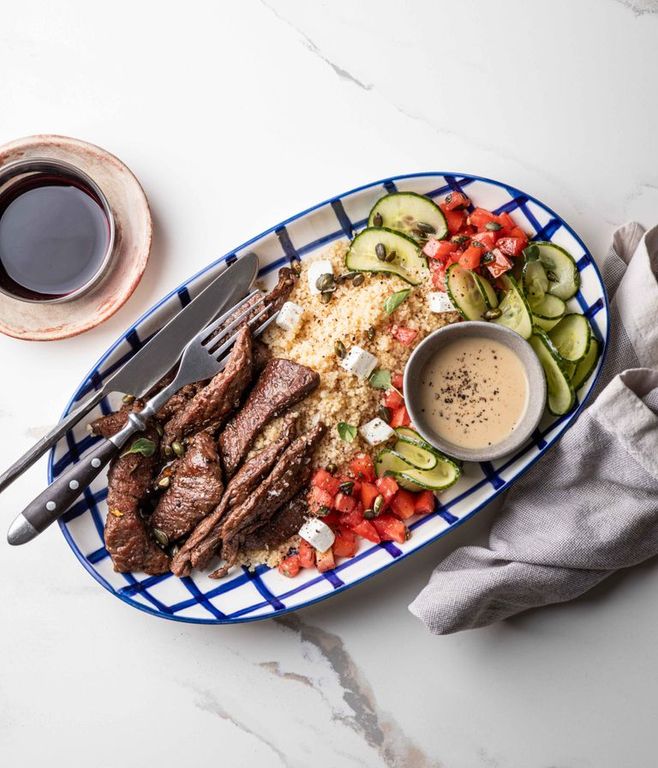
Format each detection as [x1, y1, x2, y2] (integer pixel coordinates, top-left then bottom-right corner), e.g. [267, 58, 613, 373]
[219, 359, 320, 478]
[242, 494, 309, 553]
[162, 325, 254, 449]
[150, 431, 224, 543]
[170, 414, 298, 577]
[211, 422, 325, 578]
[89, 267, 296, 439]
[104, 426, 169, 574]
[252, 339, 270, 373]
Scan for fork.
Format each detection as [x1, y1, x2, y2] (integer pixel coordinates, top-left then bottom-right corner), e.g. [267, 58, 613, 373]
[7, 291, 279, 545]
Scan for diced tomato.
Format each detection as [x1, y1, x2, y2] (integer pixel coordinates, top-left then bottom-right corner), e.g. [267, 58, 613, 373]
[372, 514, 407, 544]
[298, 539, 316, 569]
[430, 262, 447, 291]
[390, 405, 411, 428]
[382, 388, 404, 410]
[390, 324, 418, 346]
[350, 453, 376, 483]
[334, 491, 356, 515]
[440, 204, 467, 235]
[471, 231, 499, 251]
[496, 237, 524, 258]
[391, 489, 417, 520]
[311, 468, 341, 497]
[339, 505, 364, 530]
[376, 475, 399, 503]
[498, 211, 516, 233]
[392, 372, 404, 391]
[351, 519, 381, 543]
[360, 481, 380, 511]
[308, 485, 334, 514]
[468, 207, 498, 231]
[444, 190, 470, 211]
[423, 238, 456, 262]
[510, 226, 528, 240]
[278, 554, 301, 577]
[486, 248, 514, 279]
[458, 245, 483, 271]
[333, 528, 358, 558]
[320, 510, 341, 528]
[316, 547, 335, 573]
[414, 490, 436, 515]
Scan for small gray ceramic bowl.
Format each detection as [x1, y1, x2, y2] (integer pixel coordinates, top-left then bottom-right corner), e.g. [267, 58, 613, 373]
[404, 321, 547, 462]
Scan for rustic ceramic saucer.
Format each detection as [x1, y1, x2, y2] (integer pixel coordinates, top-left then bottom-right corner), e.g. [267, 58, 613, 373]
[0, 135, 152, 341]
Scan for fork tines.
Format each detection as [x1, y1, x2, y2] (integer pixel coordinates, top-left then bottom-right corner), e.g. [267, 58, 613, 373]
[206, 302, 278, 360]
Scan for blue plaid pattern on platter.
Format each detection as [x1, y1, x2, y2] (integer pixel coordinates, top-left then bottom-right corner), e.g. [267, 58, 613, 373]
[51, 173, 609, 624]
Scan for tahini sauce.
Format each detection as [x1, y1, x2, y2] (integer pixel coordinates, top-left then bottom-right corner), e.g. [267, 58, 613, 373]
[419, 337, 528, 450]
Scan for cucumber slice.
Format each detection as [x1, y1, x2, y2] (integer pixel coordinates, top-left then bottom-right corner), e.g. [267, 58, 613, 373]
[492, 275, 533, 339]
[534, 242, 580, 300]
[446, 263, 487, 320]
[394, 440, 438, 471]
[376, 449, 461, 492]
[571, 335, 600, 390]
[368, 192, 448, 242]
[473, 273, 499, 309]
[523, 260, 548, 302]
[533, 314, 562, 332]
[548, 313, 591, 362]
[395, 427, 437, 451]
[529, 329, 575, 415]
[529, 293, 566, 320]
[346, 227, 429, 286]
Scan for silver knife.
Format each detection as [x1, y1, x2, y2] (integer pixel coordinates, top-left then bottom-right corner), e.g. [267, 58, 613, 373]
[0, 253, 259, 495]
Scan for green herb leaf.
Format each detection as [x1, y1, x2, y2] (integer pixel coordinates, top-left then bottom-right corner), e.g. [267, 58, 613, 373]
[121, 437, 156, 458]
[384, 289, 411, 316]
[337, 422, 357, 443]
[523, 243, 539, 261]
[369, 369, 392, 390]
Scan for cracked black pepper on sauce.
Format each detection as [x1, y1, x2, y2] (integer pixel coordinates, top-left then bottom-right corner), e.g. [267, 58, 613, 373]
[418, 337, 529, 450]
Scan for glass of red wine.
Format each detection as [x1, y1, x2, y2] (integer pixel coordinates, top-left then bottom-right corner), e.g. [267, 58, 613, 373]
[0, 158, 115, 303]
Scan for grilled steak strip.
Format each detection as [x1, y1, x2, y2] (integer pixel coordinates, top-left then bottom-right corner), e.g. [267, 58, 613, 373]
[170, 414, 298, 577]
[90, 268, 297, 439]
[242, 493, 309, 554]
[150, 432, 224, 543]
[219, 359, 320, 478]
[211, 422, 325, 578]
[104, 426, 169, 574]
[162, 326, 254, 449]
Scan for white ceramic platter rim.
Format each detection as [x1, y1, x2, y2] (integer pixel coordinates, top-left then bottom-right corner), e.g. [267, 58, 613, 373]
[50, 172, 609, 624]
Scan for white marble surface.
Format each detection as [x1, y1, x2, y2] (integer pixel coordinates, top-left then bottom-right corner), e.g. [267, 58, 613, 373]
[1, 1, 657, 766]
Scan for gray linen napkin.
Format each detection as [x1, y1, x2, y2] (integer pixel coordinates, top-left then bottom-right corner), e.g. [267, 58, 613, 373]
[409, 222, 658, 634]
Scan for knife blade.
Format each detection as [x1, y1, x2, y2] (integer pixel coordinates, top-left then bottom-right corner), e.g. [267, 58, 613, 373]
[0, 252, 259, 495]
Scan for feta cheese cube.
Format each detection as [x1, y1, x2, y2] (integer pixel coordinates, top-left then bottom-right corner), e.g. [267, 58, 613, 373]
[359, 417, 395, 446]
[427, 291, 456, 313]
[275, 301, 304, 333]
[340, 345, 378, 380]
[307, 260, 334, 295]
[298, 518, 335, 553]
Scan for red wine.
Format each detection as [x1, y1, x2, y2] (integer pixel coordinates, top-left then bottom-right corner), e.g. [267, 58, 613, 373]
[0, 172, 111, 301]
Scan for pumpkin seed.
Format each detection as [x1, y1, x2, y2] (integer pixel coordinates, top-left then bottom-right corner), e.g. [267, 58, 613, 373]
[334, 339, 347, 358]
[378, 404, 391, 423]
[337, 271, 358, 283]
[363, 508, 375, 520]
[339, 480, 354, 495]
[316, 273, 335, 292]
[485, 221, 502, 231]
[385, 249, 397, 263]
[157, 476, 171, 489]
[547, 270, 559, 282]
[484, 308, 503, 320]
[373, 495, 385, 515]
[451, 235, 469, 245]
[375, 243, 386, 261]
[373, 212, 383, 227]
[122, 393, 135, 405]
[164, 445, 173, 458]
[317, 505, 331, 517]
[172, 441, 185, 457]
[366, 325, 376, 341]
[320, 291, 332, 304]
[155, 422, 164, 437]
[352, 273, 365, 286]
[153, 528, 169, 548]
[325, 463, 338, 474]
[416, 221, 436, 234]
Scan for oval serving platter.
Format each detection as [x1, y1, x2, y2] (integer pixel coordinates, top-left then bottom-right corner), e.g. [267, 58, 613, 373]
[52, 173, 609, 624]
